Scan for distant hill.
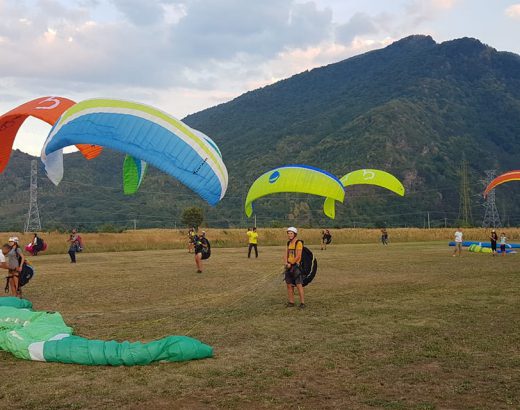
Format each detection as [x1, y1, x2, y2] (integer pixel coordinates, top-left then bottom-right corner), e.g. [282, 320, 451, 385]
[1, 35, 520, 231]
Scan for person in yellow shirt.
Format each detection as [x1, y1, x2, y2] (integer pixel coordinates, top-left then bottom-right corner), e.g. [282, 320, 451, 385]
[247, 227, 259, 258]
[284, 227, 305, 309]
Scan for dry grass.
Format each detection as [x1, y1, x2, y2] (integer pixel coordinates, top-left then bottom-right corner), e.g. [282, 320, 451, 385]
[4, 228, 520, 255]
[1, 241, 519, 409]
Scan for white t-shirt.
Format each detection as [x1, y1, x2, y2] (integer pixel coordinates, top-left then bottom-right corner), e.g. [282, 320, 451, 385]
[454, 231, 463, 243]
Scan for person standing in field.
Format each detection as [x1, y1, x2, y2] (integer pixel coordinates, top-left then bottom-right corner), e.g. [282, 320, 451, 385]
[489, 229, 498, 256]
[284, 227, 305, 309]
[381, 228, 389, 245]
[5, 237, 25, 297]
[321, 229, 332, 250]
[194, 231, 210, 273]
[452, 227, 463, 257]
[187, 227, 196, 253]
[500, 232, 507, 256]
[67, 229, 82, 263]
[31, 233, 45, 256]
[247, 227, 259, 258]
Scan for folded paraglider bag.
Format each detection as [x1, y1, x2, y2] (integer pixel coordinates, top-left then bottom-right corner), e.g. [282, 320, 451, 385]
[299, 245, 317, 287]
[19, 264, 34, 287]
[201, 239, 211, 260]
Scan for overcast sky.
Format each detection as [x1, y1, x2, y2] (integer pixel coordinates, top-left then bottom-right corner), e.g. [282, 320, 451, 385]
[2, 0, 519, 155]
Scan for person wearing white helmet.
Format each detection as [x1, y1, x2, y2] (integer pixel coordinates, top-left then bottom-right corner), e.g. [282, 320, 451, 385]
[284, 227, 305, 309]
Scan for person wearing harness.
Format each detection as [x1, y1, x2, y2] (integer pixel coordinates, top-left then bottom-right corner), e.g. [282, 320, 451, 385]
[32, 233, 45, 256]
[321, 229, 332, 250]
[4, 237, 25, 297]
[67, 229, 83, 263]
[284, 227, 305, 309]
[194, 231, 210, 273]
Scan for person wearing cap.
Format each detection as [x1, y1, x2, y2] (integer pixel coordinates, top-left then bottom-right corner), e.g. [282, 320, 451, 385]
[489, 229, 498, 256]
[4, 237, 25, 297]
[284, 227, 305, 309]
[194, 231, 209, 273]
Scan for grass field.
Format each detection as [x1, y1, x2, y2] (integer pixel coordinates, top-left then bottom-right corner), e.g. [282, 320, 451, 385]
[1, 242, 519, 409]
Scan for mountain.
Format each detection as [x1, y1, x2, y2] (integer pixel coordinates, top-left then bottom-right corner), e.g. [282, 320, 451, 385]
[1, 35, 520, 231]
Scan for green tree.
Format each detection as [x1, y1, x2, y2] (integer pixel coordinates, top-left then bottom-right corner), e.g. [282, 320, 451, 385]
[181, 207, 204, 229]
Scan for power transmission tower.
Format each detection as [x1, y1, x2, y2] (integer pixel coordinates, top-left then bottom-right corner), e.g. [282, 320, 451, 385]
[24, 160, 42, 233]
[457, 158, 472, 226]
[481, 170, 501, 228]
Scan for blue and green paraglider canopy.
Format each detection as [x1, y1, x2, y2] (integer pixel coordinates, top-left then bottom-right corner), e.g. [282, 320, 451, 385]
[41, 99, 228, 205]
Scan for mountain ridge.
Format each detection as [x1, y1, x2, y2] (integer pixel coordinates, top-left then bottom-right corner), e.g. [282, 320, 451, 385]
[1, 34, 520, 230]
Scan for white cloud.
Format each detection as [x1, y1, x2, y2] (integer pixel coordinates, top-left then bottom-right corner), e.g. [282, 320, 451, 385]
[505, 4, 520, 18]
[4, 0, 504, 157]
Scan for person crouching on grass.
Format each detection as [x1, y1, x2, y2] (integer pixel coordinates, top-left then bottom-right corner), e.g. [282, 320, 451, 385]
[284, 227, 305, 309]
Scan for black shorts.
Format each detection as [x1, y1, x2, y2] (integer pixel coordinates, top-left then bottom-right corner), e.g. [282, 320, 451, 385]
[284, 265, 303, 285]
[491, 242, 497, 251]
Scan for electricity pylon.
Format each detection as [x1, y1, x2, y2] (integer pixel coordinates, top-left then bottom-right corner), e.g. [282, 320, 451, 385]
[24, 160, 42, 232]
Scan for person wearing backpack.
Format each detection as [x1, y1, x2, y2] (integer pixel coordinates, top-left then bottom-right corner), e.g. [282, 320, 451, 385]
[194, 231, 210, 273]
[321, 229, 332, 250]
[284, 227, 305, 309]
[32, 233, 45, 256]
[67, 229, 83, 263]
[4, 237, 25, 297]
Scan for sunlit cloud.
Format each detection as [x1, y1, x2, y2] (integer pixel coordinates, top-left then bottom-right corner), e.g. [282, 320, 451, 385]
[505, 4, 520, 19]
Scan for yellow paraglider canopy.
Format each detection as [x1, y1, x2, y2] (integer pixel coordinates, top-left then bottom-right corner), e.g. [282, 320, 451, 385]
[324, 169, 405, 214]
[245, 165, 345, 219]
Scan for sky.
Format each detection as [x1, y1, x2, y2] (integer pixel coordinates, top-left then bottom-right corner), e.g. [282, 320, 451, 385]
[1, 0, 520, 155]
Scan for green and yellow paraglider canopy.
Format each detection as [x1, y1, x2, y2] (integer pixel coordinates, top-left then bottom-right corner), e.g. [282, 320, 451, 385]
[324, 169, 405, 214]
[245, 165, 345, 219]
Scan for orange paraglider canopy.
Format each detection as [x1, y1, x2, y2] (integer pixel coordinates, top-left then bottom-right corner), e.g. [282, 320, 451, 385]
[0, 96, 103, 173]
[483, 170, 520, 198]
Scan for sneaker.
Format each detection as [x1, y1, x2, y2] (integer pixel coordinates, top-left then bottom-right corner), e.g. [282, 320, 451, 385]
[285, 302, 295, 308]
[299, 303, 306, 309]
[196, 270, 202, 273]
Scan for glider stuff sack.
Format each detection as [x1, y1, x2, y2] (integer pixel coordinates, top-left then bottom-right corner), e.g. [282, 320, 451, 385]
[300, 242, 317, 286]
[201, 239, 211, 260]
[19, 263, 34, 287]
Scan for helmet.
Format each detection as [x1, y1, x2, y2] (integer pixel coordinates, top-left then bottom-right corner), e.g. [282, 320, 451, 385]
[287, 227, 298, 234]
